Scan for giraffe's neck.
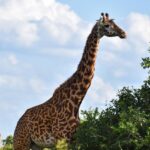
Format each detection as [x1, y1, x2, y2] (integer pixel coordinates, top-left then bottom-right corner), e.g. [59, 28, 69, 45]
[73, 23, 102, 102]
[77, 23, 101, 83]
[48, 23, 103, 115]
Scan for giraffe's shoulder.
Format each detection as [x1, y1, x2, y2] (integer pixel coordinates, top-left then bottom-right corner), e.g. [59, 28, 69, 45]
[25, 103, 44, 114]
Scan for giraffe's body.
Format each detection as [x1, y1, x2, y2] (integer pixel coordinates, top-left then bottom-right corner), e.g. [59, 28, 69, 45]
[13, 13, 126, 150]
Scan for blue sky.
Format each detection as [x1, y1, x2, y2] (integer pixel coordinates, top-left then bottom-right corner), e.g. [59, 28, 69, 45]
[0, 0, 150, 139]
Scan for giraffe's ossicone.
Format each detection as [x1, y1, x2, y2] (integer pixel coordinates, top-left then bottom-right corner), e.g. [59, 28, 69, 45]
[13, 13, 126, 150]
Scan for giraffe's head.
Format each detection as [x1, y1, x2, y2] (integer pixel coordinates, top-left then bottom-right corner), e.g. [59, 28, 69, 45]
[97, 13, 126, 39]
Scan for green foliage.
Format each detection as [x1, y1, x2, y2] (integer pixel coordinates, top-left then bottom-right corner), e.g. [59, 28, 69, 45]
[141, 49, 150, 70]
[3, 135, 13, 145]
[55, 139, 68, 150]
[71, 108, 102, 150]
[1, 135, 13, 150]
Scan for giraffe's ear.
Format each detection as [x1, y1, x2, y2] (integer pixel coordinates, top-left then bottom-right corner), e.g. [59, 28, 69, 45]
[101, 12, 105, 22]
[101, 12, 104, 17]
[105, 13, 109, 20]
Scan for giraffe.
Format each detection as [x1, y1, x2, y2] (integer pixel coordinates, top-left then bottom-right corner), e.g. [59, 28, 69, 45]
[13, 13, 126, 150]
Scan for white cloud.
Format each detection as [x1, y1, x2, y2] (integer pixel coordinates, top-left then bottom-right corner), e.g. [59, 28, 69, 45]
[101, 51, 117, 62]
[30, 78, 48, 94]
[8, 54, 18, 65]
[0, 75, 24, 88]
[102, 36, 129, 52]
[113, 70, 127, 78]
[41, 48, 82, 58]
[127, 12, 150, 53]
[127, 13, 150, 43]
[0, 53, 19, 67]
[84, 76, 116, 109]
[0, 74, 48, 95]
[16, 22, 38, 46]
[0, 0, 90, 46]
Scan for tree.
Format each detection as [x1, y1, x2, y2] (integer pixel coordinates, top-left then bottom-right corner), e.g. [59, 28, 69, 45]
[0, 135, 13, 150]
[3, 135, 13, 145]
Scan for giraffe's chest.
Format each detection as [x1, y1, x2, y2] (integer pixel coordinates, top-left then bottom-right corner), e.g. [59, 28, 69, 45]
[52, 116, 80, 139]
[31, 132, 56, 148]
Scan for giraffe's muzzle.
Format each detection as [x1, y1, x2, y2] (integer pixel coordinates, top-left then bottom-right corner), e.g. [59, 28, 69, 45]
[119, 32, 127, 39]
